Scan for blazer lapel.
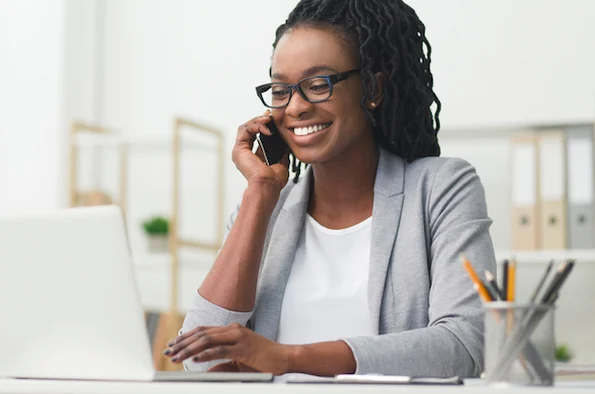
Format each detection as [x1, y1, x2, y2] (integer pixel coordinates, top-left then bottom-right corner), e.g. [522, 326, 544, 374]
[251, 169, 311, 340]
[368, 149, 405, 330]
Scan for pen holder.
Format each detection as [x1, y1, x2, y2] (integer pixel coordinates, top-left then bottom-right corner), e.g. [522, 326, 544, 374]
[484, 302, 556, 387]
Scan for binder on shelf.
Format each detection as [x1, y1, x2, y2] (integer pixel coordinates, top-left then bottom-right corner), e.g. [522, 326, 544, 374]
[537, 130, 567, 249]
[565, 125, 595, 249]
[511, 133, 540, 250]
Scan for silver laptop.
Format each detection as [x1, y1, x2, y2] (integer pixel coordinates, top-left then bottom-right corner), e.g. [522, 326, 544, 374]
[0, 205, 272, 382]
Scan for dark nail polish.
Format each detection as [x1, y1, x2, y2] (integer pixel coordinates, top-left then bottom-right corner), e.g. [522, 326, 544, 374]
[171, 357, 178, 362]
[163, 349, 171, 356]
[167, 341, 175, 347]
[193, 356, 200, 362]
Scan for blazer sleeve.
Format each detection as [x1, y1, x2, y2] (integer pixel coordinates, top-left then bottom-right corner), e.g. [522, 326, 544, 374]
[342, 158, 497, 377]
[180, 204, 254, 371]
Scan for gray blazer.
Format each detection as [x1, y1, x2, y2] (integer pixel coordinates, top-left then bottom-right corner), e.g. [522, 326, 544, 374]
[182, 147, 497, 377]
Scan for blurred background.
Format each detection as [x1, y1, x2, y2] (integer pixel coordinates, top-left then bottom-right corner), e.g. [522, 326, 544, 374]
[0, 0, 594, 368]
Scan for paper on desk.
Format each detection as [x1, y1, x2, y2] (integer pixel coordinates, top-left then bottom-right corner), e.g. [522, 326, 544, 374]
[284, 374, 462, 385]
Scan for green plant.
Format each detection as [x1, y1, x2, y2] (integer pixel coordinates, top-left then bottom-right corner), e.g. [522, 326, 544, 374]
[142, 216, 169, 236]
[555, 344, 573, 362]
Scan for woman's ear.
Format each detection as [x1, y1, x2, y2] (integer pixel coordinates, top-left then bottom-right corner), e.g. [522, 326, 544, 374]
[367, 72, 386, 109]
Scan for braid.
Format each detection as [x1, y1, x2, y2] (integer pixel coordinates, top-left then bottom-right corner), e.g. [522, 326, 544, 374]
[273, 0, 441, 177]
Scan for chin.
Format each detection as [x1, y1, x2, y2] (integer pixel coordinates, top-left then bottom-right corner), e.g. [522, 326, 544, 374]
[290, 149, 332, 165]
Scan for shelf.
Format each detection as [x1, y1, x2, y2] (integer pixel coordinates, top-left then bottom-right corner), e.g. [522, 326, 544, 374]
[495, 249, 595, 264]
[73, 135, 213, 151]
[131, 252, 213, 269]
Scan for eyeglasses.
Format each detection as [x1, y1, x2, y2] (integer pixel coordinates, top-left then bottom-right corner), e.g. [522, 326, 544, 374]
[255, 69, 360, 109]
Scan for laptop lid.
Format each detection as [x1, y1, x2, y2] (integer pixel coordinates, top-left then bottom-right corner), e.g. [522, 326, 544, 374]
[0, 205, 155, 381]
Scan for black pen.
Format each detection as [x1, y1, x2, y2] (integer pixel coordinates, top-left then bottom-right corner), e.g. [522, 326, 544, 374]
[484, 270, 504, 301]
[529, 260, 554, 303]
[501, 259, 509, 301]
[540, 260, 575, 305]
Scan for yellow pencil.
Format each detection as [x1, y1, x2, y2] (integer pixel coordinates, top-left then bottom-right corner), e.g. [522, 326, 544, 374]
[507, 259, 516, 302]
[462, 255, 492, 302]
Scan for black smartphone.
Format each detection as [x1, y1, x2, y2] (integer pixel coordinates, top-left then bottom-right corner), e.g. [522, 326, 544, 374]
[257, 118, 289, 165]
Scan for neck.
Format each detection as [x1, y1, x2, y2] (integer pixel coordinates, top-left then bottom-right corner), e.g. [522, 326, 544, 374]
[308, 138, 379, 229]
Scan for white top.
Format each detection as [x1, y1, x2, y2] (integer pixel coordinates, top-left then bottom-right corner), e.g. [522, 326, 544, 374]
[277, 214, 377, 345]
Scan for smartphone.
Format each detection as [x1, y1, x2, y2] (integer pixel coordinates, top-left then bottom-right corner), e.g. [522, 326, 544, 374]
[256, 118, 289, 165]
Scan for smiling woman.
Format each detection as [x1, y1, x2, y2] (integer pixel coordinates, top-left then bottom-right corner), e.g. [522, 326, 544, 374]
[164, 0, 496, 378]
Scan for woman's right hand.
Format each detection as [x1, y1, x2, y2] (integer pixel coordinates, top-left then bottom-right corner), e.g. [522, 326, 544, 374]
[232, 111, 290, 193]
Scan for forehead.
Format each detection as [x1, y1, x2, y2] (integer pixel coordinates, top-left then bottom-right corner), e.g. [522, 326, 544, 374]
[271, 27, 357, 80]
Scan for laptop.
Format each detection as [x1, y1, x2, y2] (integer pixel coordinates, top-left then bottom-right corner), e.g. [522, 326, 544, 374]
[0, 205, 272, 382]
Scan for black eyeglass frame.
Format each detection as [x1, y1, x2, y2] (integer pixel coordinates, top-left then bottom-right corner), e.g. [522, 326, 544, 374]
[255, 69, 361, 109]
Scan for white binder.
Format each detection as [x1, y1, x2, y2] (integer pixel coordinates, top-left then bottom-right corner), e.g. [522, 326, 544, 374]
[565, 125, 595, 249]
[511, 133, 540, 250]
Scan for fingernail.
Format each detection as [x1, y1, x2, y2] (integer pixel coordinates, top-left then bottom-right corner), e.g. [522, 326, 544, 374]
[163, 349, 171, 356]
[171, 357, 178, 362]
[263, 109, 271, 117]
[192, 356, 200, 362]
[167, 340, 175, 347]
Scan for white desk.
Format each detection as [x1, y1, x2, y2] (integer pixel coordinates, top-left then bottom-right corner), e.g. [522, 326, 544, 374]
[0, 378, 594, 394]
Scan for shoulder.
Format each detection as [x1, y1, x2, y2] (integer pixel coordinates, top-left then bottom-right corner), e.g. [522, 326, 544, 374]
[405, 155, 477, 181]
[378, 150, 486, 209]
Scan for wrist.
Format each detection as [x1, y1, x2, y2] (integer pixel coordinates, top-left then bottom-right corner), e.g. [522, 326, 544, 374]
[283, 344, 305, 374]
[244, 182, 281, 202]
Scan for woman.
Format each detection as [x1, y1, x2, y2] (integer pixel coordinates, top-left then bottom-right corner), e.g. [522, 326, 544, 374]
[164, 0, 496, 377]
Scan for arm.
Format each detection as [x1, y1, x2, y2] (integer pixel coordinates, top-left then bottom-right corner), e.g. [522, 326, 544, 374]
[178, 113, 289, 370]
[340, 158, 496, 377]
[198, 185, 279, 312]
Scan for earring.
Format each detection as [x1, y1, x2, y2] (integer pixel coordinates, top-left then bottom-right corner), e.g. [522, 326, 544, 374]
[369, 102, 377, 109]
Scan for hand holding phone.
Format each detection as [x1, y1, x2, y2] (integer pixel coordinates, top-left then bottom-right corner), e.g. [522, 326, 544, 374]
[256, 118, 289, 166]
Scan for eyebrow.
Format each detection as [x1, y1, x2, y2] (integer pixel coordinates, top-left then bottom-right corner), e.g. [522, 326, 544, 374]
[271, 65, 340, 81]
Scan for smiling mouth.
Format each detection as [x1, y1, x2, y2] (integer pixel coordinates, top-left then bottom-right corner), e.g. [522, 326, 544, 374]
[291, 122, 332, 136]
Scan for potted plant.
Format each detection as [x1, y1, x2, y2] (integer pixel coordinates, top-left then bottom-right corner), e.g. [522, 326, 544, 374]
[555, 344, 573, 363]
[142, 215, 170, 253]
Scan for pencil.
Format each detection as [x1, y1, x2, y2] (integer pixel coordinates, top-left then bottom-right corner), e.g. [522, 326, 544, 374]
[507, 259, 516, 302]
[484, 270, 504, 300]
[462, 256, 492, 302]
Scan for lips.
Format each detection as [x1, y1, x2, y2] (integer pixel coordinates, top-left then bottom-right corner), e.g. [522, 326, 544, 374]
[290, 122, 332, 136]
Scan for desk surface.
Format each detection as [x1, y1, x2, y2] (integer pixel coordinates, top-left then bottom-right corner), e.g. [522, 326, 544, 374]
[0, 378, 594, 394]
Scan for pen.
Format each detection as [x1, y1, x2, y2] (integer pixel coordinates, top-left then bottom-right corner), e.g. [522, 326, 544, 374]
[484, 270, 504, 301]
[502, 259, 509, 301]
[529, 260, 554, 303]
[539, 260, 575, 305]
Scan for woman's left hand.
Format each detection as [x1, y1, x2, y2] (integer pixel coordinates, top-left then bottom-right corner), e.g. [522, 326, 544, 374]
[164, 323, 293, 376]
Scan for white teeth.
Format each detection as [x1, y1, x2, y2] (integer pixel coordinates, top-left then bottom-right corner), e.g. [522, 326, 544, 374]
[293, 123, 329, 136]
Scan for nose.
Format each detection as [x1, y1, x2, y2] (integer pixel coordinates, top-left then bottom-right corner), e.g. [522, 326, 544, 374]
[284, 89, 312, 119]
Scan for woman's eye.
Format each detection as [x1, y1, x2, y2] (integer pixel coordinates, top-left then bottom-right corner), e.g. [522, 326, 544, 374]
[272, 88, 290, 97]
[309, 83, 330, 91]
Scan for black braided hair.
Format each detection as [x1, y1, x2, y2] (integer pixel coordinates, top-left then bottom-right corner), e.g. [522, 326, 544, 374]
[272, 0, 441, 183]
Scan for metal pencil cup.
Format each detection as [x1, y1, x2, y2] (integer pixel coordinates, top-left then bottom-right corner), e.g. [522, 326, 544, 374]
[484, 302, 556, 386]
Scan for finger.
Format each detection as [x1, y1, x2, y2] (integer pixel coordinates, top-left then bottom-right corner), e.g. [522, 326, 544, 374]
[236, 122, 272, 148]
[192, 344, 241, 364]
[165, 325, 228, 358]
[166, 325, 216, 347]
[169, 328, 243, 363]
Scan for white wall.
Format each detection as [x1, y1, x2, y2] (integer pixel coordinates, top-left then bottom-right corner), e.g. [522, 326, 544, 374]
[0, 0, 67, 214]
[407, 0, 595, 131]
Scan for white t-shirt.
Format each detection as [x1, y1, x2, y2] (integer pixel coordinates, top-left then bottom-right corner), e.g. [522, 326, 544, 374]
[276, 214, 378, 345]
